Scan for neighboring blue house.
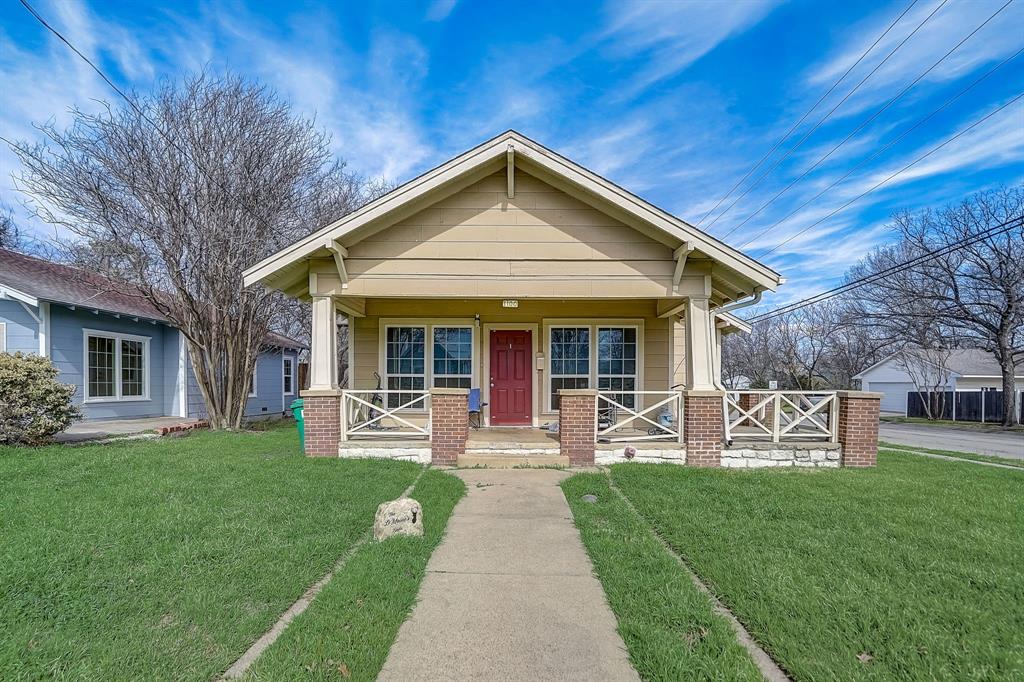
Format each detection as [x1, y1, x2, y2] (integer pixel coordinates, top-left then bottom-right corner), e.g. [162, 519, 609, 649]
[0, 248, 304, 422]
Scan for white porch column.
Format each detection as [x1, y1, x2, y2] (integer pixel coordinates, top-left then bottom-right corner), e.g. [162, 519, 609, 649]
[683, 295, 717, 391]
[309, 295, 338, 391]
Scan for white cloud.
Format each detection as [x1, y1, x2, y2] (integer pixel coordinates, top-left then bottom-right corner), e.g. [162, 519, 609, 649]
[805, 0, 1024, 118]
[425, 0, 457, 22]
[600, 0, 780, 99]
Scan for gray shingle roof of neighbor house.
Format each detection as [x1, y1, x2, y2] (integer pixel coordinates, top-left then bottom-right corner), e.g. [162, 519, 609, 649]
[943, 349, 1021, 377]
[854, 348, 1022, 379]
[0, 248, 305, 350]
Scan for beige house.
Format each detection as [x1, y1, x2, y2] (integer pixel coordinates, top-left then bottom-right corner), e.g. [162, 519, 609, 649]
[244, 131, 880, 467]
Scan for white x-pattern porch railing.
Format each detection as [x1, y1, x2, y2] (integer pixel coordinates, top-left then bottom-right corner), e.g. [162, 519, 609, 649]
[341, 390, 430, 440]
[723, 391, 838, 443]
[596, 391, 683, 443]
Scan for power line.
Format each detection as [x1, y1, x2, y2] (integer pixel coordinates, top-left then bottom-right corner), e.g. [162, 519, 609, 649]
[736, 44, 1024, 250]
[702, 0, 950, 232]
[693, 0, 922, 227]
[761, 91, 1024, 255]
[722, 0, 1015, 240]
[745, 215, 1024, 323]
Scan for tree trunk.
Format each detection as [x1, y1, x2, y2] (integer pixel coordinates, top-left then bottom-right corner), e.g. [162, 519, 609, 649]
[998, 352, 1018, 427]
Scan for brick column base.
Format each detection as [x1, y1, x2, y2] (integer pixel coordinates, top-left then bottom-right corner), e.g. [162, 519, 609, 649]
[430, 388, 469, 466]
[836, 390, 881, 467]
[559, 389, 597, 466]
[300, 390, 341, 457]
[683, 390, 725, 467]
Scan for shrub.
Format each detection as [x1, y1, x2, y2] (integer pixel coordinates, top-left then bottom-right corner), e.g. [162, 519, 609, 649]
[0, 352, 81, 445]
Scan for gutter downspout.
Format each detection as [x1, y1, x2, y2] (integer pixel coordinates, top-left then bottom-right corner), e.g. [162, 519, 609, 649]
[713, 289, 763, 318]
[710, 289, 763, 391]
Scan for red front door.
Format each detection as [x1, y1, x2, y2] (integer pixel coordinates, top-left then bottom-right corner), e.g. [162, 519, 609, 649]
[489, 330, 532, 425]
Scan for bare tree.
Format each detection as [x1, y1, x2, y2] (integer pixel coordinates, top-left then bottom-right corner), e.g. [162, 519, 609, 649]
[0, 203, 21, 250]
[897, 347, 954, 420]
[851, 187, 1024, 426]
[11, 73, 378, 429]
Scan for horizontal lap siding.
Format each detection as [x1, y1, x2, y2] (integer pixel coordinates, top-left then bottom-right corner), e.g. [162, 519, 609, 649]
[49, 306, 170, 420]
[342, 169, 678, 299]
[352, 299, 672, 417]
[0, 299, 39, 354]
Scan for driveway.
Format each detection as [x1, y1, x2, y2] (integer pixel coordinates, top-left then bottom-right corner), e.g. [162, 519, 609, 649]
[378, 468, 638, 682]
[879, 422, 1024, 460]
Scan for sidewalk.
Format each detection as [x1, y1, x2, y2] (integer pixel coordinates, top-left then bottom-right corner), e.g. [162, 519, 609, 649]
[378, 468, 638, 682]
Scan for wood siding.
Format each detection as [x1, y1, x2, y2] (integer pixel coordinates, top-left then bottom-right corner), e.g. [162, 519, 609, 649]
[336, 169, 708, 299]
[351, 298, 676, 421]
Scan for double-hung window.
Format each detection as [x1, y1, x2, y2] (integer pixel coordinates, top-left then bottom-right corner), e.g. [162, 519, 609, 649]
[597, 327, 638, 408]
[432, 327, 472, 389]
[84, 330, 149, 401]
[283, 356, 295, 396]
[384, 326, 426, 408]
[549, 327, 590, 409]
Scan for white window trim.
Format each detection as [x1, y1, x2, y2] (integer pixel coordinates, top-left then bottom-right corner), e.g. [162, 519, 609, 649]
[542, 319, 644, 413]
[249, 360, 258, 398]
[0, 321, 6, 353]
[82, 328, 151, 403]
[283, 355, 295, 396]
[377, 318, 478, 412]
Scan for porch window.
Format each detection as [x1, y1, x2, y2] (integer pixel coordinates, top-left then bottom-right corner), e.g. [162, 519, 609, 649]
[597, 327, 637, 408]
[549, 327, 590, 409]
[84, 330, 149, 401]
[433, 327, 472, 389]
[385, 326, 425, 408]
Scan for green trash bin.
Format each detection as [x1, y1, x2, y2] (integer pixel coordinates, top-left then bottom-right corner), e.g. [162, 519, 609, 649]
[289, 398, 305, 450]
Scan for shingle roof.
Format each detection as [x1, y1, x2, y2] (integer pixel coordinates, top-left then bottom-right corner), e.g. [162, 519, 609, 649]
[944, 349, 1020, 377]
[0, 248, 166, 320]
[0, 248, 305, 350]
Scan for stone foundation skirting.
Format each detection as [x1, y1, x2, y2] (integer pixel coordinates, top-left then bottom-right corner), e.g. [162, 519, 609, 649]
[338, 446, 431, 464]
[721, 443, 841, 469]
[595, 447, 686, 465]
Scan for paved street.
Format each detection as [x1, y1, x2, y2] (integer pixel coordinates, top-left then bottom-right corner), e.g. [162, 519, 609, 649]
[879, 422, 1024, 460]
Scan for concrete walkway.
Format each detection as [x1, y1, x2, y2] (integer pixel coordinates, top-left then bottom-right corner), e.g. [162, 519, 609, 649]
[55, 416, 199, 443]
[378, 469, 639, 682]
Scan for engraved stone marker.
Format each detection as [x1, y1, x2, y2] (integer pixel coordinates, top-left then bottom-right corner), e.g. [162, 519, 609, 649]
[373, 498, 424, 541]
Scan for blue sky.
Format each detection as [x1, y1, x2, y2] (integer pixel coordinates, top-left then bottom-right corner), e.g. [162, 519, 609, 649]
[1, 0, 1022, 308]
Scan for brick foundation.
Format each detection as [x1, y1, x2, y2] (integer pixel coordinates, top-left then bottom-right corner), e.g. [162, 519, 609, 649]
[683, 390, 725, 467]
[559, 389, 597, 466]
[836, 390, 881, 467]
[300, 390, 342, 457]
[430, 388, 469, 465]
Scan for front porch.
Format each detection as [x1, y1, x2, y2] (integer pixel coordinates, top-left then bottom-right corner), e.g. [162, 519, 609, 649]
[320, 383, 881, 468]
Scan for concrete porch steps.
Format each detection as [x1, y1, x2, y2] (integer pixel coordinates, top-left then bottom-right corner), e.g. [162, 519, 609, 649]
[457, 451, 570, 469]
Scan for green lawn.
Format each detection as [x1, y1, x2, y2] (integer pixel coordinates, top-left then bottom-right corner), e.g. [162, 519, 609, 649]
[605, 452, 1024, 680]
[879, 440, 1024, 468]
[0, 427, 423, 680]
[246, 468, 465, 681]
[561, 474, 762, 681]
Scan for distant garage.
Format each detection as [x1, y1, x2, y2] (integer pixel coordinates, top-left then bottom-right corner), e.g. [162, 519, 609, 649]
[862, 381, 918, 414]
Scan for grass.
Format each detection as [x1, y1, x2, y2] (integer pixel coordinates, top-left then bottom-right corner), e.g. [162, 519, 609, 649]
[0, 426, 422, 680]
[561, 474, 762, 681]
[879, 440, 1024, 468]
[607, 452, 1024, 680]
[881, 415, 1024, 432]
[245, 468, 465, 681]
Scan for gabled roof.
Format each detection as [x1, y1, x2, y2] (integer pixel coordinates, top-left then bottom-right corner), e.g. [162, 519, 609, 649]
[0, 248, 305, 350]
[853, 348, 1022, 379]
[243, 130, 783, 294]
[0, 248, 164, 320]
